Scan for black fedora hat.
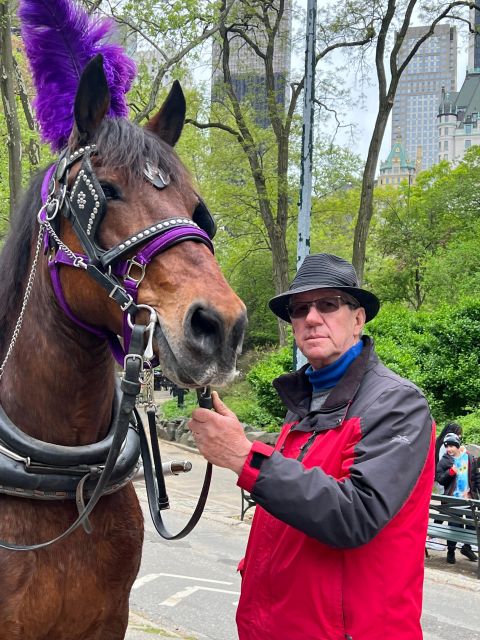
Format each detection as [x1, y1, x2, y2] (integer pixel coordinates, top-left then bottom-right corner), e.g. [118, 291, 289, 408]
[268, 253, 380, 323]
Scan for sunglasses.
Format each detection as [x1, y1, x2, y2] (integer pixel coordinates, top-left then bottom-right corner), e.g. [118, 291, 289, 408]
[287, 295, 358, 319]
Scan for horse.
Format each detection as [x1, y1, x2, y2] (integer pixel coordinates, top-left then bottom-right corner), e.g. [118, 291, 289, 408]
[0, 55, 246, 640]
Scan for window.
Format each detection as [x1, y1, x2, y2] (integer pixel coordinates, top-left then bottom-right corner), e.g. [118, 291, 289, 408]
[465, 139, 472, 149]
[444, 140, 448, 150]
[465, 124, 472, 134]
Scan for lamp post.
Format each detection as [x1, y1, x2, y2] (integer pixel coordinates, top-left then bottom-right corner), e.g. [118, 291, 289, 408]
[295, 0, 316, 369]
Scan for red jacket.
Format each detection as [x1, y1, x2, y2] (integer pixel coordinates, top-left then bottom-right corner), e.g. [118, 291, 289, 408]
[236, 337, 435, 640]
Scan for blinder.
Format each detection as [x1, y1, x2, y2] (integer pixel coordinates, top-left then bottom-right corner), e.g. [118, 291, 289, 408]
[193, 198, 217, 239]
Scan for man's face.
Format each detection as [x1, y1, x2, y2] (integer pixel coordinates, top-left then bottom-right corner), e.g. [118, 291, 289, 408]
[290, 288, 366, 369]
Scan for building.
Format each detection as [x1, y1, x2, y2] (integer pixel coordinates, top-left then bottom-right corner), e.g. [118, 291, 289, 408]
[378, 137, 417, 187]
[391, 24, 457, 171]
[437, 9, 480, 164]
[211, 0, 292, 127]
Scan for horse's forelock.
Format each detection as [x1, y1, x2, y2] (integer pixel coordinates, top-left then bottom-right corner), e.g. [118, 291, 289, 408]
[80, 118, 191, 190]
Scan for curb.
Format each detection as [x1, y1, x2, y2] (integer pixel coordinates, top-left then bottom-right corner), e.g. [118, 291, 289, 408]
[128, 611, 192, 639]
[424, 566, 480, 591]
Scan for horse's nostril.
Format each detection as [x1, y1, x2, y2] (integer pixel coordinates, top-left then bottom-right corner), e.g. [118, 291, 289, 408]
[189, 306, 224, 353]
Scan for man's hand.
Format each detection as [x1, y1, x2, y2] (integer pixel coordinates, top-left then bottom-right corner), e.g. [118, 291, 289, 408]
[188, 391, 252, 475]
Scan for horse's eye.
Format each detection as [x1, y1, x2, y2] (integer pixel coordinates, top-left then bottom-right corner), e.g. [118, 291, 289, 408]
[100, 183, 121, 200]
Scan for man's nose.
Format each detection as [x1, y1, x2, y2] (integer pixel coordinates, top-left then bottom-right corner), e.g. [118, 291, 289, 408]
[304, 304, 324, 323]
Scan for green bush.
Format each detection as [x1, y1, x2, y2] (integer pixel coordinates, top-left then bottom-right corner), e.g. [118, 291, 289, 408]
[246, 345, 293, 420]
[367, 299, 480, 424]
[453, 410, 480, 445]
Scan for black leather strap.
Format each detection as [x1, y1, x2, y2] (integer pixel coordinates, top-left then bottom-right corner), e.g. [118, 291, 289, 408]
[0, 325, 145, 551]
[137, 406, 212, 540]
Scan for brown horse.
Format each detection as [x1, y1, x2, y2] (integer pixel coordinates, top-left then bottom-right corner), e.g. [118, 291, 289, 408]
[0, 56, 246, 639]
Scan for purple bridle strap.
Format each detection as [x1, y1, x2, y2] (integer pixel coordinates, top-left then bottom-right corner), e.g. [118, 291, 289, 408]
[40, 167, 215, 366]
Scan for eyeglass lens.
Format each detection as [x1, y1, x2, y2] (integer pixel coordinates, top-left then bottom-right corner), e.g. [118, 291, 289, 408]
[288, 296, 346, 319]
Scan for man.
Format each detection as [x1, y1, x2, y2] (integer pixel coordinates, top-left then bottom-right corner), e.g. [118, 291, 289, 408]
[435, 432, 479, 564]
[188, 253, 435, 640]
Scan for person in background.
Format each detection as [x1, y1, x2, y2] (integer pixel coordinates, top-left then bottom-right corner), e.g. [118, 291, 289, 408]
[433, 422, 463, 495]
[188, 253, 435, 640]
[435, 422, 463, 470]
[435, 432, 479, 564]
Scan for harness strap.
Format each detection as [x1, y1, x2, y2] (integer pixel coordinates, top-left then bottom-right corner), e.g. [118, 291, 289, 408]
[137, 406, 212, 540]
[0, 325, 145, 551]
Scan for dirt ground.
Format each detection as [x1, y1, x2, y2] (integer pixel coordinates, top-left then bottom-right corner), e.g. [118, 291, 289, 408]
[425, 543, 479, 580]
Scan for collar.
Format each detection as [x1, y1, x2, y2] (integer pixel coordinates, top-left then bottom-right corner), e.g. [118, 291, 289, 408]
[273, 335, 376, 418]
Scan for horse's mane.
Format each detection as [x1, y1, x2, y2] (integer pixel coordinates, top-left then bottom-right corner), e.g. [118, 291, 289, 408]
[0, 116, 191, 354]
[0, 172, 43, 354]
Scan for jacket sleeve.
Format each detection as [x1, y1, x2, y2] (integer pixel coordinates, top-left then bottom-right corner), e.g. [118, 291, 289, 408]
[435, 454, 454, 487]
[238, 383, 433, 548]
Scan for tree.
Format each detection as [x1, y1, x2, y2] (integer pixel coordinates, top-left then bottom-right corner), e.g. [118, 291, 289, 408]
[82, 0, 230, 123]
[187, 0, 373, 344]
[352, 0, 480, 284]
[0, 0, 22, 219]
[369, 148, 480, 308]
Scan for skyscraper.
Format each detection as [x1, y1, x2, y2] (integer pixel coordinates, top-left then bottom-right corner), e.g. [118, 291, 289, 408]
[211, 0, 292, 127]
[391, 24, 457, 171]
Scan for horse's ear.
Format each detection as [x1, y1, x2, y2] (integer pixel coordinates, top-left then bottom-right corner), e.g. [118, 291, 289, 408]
[145, 80, 186, 146]
[73, 54, 110, 144]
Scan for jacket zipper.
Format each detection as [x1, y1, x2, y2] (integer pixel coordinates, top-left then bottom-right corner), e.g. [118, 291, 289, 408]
[297, 430, 320, 462]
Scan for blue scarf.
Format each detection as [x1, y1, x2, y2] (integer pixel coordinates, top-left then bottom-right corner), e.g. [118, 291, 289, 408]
[305, 341, 363, 391]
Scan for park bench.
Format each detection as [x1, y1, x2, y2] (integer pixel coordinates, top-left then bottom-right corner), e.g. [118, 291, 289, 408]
[426, 493, 480, 579]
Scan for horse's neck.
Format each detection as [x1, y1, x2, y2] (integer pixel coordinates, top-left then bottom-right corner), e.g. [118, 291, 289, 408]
[0, 273, 116, 446]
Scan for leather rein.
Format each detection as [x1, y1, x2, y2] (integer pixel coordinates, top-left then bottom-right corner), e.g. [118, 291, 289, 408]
[0, 148, 216, 549]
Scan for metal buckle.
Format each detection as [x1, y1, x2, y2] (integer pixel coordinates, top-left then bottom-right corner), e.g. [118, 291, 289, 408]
[109, 285, 134, 311]
[124, 353, 144, 371]
[125, 259, 146, 286]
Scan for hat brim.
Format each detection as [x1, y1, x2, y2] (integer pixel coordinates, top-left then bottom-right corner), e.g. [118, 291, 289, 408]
[268, 284, 380, 323]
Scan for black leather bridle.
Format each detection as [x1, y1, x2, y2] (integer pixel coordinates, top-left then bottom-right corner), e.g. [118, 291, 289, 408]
[39, 144, 216, 363]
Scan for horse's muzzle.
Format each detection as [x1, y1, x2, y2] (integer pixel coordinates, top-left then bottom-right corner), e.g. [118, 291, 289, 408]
[185, 303, 246, 359]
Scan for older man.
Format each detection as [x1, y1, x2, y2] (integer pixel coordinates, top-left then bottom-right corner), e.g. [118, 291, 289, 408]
[189, 253, 434, 640]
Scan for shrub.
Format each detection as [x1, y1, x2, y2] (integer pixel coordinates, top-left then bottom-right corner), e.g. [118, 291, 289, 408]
[453, 410, 480, 446]
[368, 299, 480, 424]
[246, 345, 293, 421]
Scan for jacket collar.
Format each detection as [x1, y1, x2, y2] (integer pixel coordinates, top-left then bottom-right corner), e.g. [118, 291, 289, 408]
[273, 335, 377, 417]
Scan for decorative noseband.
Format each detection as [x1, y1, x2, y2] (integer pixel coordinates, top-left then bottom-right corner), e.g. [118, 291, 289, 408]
[39, 146, 215, 364]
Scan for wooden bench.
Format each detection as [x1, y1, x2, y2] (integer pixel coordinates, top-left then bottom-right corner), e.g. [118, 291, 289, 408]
[240, 489, 256, 521]
[426, 493, 480, 579]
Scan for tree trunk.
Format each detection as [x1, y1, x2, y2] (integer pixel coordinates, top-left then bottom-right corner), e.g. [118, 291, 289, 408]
[0, 0, 23, 219]
[352, 102, 392, 284]
[270, 224, 290, 345]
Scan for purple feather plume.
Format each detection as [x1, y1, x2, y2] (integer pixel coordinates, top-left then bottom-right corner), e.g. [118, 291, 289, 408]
[19, 0, 137, 150]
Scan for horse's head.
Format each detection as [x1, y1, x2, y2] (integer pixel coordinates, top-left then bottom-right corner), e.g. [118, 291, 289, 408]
[50, 55, 246, 387]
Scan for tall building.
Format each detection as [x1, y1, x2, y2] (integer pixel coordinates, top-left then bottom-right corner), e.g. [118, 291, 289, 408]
[211, 1, 292, 127]
[437, 9, 480, 164]
[391, 24, 457, 171]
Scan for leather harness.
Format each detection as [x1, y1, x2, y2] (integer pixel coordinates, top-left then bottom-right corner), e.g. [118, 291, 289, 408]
[0, 147, 217, 548]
